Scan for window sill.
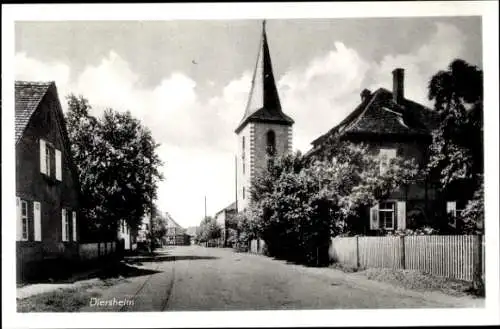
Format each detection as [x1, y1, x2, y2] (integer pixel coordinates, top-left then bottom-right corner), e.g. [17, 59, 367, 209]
[42, 174, 60, 186]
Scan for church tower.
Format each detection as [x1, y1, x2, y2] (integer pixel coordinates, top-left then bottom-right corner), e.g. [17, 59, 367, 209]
[235, 21, 294, 213]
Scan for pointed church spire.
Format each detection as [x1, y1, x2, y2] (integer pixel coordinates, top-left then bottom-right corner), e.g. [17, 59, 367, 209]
[235, 20, 294, 134]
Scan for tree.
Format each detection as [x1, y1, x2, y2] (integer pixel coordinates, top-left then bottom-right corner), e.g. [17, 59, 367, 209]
[247, 142, 421, 266]
[150, 207, 167, 247]
[427, 59, 483, 188]
[65, 95, 164, 241]
[427, 59, 484, 232]
[195, 216, 221, 243]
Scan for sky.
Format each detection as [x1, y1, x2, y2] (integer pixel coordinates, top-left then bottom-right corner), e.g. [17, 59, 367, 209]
[14, 17, 482, 228]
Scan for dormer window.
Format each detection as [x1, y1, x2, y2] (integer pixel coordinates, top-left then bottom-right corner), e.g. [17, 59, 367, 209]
[379, 148, 397, 174]
[266, 130, 276, 156]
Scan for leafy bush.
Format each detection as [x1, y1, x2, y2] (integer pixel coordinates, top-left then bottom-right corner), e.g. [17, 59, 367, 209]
[246, 142, 420, 266]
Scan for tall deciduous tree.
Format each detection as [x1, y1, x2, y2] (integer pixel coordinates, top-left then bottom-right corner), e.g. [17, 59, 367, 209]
[150, 206, 167, 246]
[195, 216, 221, 243]
[427, 59, 483, 187]
[65, 95, 164, 241]
[427, 59, 484, 231]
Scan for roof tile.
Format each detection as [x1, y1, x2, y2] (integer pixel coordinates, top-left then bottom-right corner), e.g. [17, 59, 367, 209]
[15, 81, 54, 143]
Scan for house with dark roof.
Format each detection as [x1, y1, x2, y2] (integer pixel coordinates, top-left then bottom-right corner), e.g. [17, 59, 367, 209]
[306, 69, 448, 234]
[215, 201, 237, 247]
[164, 213, 189, 246]
[15, 81, 81, 280]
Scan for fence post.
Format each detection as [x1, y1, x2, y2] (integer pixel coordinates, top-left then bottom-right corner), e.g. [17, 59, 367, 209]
[356, 236, 360, 268]
[473, 234, 484, 292]
[400, 235, 406, 269]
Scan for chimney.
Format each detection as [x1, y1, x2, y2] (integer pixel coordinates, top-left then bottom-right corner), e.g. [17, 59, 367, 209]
[392, 68, 404, 104]
[360, 89, 371, 101]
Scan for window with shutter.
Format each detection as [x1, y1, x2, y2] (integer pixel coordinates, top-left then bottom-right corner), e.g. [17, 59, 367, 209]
[66, 212, 70, 241]
[396, 201, 406, 230]
[21, 200, 29, 241]
[46, 145, 52, 177]
[40, 139, 47, 174]
[34, 201, 42, 241]
[370, 204, 380, 230]
[379, 148, 397, 175]
[72, 211, 77, 241]
[16, 197, 22, 241]
[447, 201, 457, 227]
[55, 149, 62, 181]
[61, 209, 67, 241]
[379, 202, 395, 230]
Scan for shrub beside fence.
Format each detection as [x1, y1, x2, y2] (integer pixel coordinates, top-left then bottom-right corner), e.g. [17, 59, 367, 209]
[329, 235, 484, 283]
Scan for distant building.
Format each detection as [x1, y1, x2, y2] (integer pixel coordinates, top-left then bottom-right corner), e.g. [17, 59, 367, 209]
[185, 226, 198, 237]
[15, 81, 81, 280]
[234, 22, 294, 214]
[215, 202, 237, 247]
[165, 213, 189, 245]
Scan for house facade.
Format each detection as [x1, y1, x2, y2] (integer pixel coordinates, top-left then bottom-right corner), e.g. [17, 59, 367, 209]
[165, 213, 189, 245]
[235, 21, 294, 214]
[306, 69, 455, 234]
[15, 81, 81, 280]
[214, 202, 237, 247]
[117, 219, 136, 251]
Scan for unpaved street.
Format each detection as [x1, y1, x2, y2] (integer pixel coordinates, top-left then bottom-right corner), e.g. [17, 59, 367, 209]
[79, 245, 483, 312]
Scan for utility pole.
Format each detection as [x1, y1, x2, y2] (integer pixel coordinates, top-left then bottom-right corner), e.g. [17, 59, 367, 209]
[204, 195, 207, 219]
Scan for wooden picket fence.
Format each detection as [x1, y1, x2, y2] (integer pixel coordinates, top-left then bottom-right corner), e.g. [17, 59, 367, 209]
[329, 235, 484, 283]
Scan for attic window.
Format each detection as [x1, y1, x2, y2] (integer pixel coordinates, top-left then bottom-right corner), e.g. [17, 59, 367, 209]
[379, 148, 397, 174]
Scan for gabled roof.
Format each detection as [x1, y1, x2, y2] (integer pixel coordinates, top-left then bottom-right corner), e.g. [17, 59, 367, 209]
[308, 87, 439, 156]
[215, 201, 237, 217]
[15, 81, 54, 143]
[15, 80, 83, 203]
[165, 213, 184, 230]
[235, 21, 294, 134]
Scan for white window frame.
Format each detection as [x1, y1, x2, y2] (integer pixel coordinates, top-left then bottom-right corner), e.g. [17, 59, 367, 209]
[447, 200, 466, 227]
[21, 200, 29, 241]
[55, 149, 62, 181]
[72, 211, 77, 242]
[379, 148, 397, 175]
[379, 202, 396, 230]
[62, 208, 70, 242]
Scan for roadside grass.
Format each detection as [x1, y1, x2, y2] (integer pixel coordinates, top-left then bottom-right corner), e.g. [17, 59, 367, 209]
[329, 263, 482, 298]
[17, 278, 124, 312]
[329, 262, 365, 273]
